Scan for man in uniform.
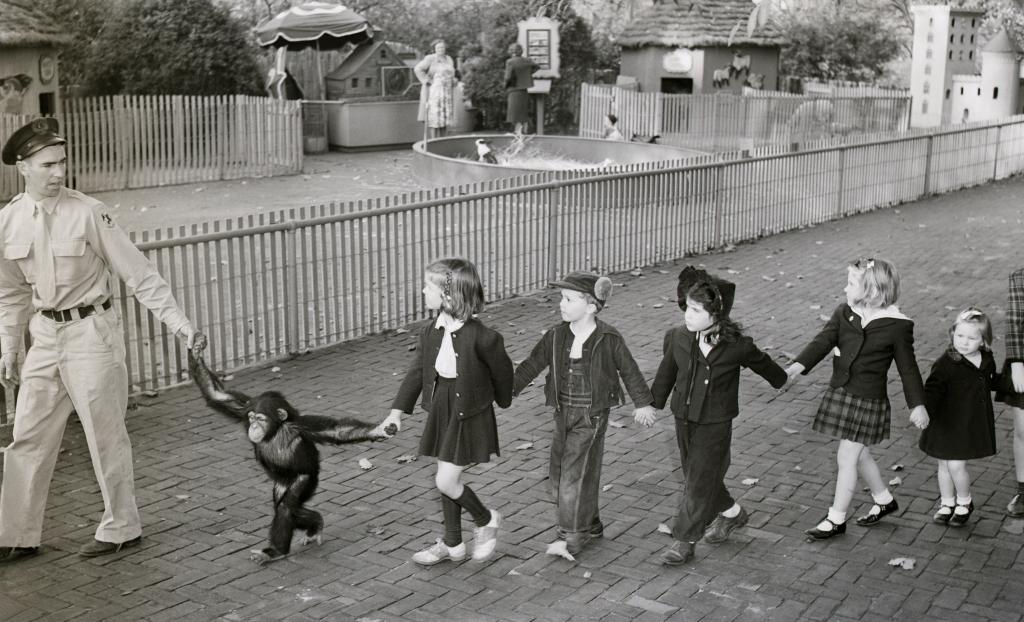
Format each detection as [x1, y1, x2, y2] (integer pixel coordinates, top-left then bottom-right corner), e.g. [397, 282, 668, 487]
[0, 118, 207, 563]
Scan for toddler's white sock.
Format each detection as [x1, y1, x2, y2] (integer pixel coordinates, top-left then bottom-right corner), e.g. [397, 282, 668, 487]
[954, 496, 973, 515]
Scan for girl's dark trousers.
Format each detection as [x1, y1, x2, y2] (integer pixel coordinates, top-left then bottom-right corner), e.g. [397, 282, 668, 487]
[671, 417, 735, 543]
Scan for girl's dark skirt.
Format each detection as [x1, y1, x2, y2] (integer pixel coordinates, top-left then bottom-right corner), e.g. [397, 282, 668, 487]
[506, 91, 530, 124]
[419, 376, 500, 466]
[995, 360, 1024, 408]
[812, 385, 891, 446]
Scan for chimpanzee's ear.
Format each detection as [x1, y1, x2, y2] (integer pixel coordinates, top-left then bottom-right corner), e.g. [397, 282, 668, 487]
[276, 407, 289, 421]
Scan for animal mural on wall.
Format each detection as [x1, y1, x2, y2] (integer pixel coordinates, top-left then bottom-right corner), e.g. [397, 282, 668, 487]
[713, 51, 751, 89]
[0, 74, 32, 114]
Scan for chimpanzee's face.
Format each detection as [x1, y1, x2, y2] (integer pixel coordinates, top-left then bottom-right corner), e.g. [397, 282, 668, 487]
[248, 411, 272, 442]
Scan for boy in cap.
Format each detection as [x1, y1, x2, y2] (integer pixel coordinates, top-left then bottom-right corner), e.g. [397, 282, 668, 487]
[0, 118, 206, 563]
[639, 266, 787, 565]
[514, 271, 655, 555]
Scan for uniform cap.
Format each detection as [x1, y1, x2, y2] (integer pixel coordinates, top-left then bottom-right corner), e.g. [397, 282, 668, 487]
[2, 118, 66, 165]
[550, 271, 613, 309]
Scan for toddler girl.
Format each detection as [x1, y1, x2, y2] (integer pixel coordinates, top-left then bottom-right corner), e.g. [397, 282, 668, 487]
[920, 308, 999, 526]
[384, 258, 514, 564]
[786, 258, 929, 540]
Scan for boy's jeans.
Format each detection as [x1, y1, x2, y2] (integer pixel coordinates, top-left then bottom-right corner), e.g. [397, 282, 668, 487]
[551, 406, 609, 545]
[672, 418, 734, 543]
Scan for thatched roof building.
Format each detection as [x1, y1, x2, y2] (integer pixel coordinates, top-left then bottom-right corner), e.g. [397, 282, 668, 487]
[0, 0, 72, 48]
[615, 0, 784, 94]
[617, 0, 785, 49]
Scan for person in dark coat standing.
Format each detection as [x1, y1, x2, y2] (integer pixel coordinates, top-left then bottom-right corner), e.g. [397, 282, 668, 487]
[640, 267, 787, 566]
[504, 43, 537, 135]
[919, 308, 999, 527]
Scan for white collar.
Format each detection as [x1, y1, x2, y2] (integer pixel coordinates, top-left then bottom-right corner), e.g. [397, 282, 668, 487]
[851, 304, 911, 327]
[434, 312, 464, 332]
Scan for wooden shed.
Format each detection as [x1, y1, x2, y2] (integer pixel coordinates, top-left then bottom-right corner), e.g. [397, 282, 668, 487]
[615, 0, 785, 95]
[0, 0, 69, 115]
[325, 40, 414, 100]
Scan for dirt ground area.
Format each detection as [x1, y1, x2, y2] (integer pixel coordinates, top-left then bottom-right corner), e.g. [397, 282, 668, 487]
[93, 149, 425, 233]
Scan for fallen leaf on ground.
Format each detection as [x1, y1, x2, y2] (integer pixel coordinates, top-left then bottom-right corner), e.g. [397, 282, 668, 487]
[608, 420, 625, 428]
[583, 571, 592, 579]
[395, 328, 408, 334]
[142, 390, 158, 398]
[818, 314, 831, 322]
[515, 442, 534, 450]
[602, 484, 613, 492]
[657, 523, 673, 535]
[630, 269, 643, 276]
[271, 366, 281, 373]
[727, 269, 741, 275]
[366, 524, 386, 536]
[358, 458, 373, 470]
[889, 476, 902, 486]
[761, 275, 776, 282]
[809, 304, 821, 310]
[653, 303, 664, 308]
[396, 454, 417, 464]
[782, 427, 799, 434]
[888, 557, 915, 570]
[890, 464, 904, 471]
[741, 478, 759, 486]
[545, 540, 576, 561]
[175, 494, 190, 500]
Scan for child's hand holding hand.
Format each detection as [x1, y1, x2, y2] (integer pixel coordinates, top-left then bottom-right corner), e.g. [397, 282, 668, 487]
[383, 409, 403, 433]
[909, 405, 929, 430]
[1012, 362, 1024, 393]
[633, 406, 657, 427]
[785, 362, 805, 379]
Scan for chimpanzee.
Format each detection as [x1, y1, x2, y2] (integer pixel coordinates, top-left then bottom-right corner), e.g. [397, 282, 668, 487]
[188, 350, 396, 564]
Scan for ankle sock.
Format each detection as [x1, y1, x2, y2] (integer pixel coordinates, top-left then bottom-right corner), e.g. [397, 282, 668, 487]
[954, 496, 973, 514]
[721, 503, 741, 519]
[826, 508, 846, 526]
[871, 489, 894, 506]
[940, 496, 955, 508]
[441, 494, 463, 546]
[453, 486, 491, 527]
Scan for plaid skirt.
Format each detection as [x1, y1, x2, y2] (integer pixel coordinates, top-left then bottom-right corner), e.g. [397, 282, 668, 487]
[812, 385, 891, 445]
[419, 376, 500, 466]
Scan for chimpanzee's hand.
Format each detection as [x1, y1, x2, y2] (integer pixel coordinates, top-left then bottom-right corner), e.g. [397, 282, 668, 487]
[0, 351, 20, 389]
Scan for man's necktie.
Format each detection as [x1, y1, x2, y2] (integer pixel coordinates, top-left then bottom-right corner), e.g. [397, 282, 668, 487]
[33, 204, 56, 303]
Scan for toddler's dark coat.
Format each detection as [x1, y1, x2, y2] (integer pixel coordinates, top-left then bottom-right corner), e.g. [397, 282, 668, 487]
[919, 349, 999, 460]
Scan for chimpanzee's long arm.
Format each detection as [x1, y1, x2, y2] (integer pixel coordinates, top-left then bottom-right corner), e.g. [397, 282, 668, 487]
[188, 350, 251, 420]
[301, 414, 393, 445]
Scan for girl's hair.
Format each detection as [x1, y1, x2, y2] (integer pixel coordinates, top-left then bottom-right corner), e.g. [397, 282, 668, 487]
[426, 258, 485, 321]
[431, 39, 446, 50]
[685, 281, 744, 344]
[847, 257, 900, 308]
[606, 113, 618, 125]
[947, 306, 993, 360]
[509, 42, 523, 55]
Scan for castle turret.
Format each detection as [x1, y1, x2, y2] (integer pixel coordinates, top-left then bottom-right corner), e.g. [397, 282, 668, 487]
[979, 28, 1020, 121]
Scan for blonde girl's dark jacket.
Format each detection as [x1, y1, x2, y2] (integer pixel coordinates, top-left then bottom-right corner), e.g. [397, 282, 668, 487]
[391, 317, 514, 420]
[512, 319, 653, 410]
[650, 325, 787, 423]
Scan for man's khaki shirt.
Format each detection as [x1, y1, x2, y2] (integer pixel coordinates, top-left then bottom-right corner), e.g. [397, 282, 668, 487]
[0, 187, 191, 352]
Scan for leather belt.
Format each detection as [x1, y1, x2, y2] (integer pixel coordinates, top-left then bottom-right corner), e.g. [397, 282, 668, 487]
[40, 299, 111, 323]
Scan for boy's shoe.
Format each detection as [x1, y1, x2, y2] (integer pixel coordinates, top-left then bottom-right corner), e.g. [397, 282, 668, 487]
[412, 539, 466, 566]
[79, 536, 141, 558]
[948, 502, 975, 528]
[1007, 494, 1024, 518]
[855, 497, 899, 526]
[804, 517, 846, 540]
[659, 540, 695, 566]
[932, 505, 954, 525]
[704, 506, 749, 544]
[0, 546, 39, 564]
[471, 510, 502, 562]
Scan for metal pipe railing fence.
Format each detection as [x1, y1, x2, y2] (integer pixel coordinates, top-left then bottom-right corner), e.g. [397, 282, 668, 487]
[4, 115, 1024, 424]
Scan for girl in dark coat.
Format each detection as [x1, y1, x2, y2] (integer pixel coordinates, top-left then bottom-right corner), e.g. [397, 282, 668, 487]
[786, 258, 930, 540]
[920, 308, 999, 527]
[384, 258, 514, 565]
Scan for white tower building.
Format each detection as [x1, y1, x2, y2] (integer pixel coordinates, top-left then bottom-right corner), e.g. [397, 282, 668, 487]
[978, 29, 1020, 121]
[909, 4, 985, 127]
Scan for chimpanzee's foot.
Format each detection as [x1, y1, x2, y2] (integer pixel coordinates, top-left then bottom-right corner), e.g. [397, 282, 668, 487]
[250, 547, 287, 565]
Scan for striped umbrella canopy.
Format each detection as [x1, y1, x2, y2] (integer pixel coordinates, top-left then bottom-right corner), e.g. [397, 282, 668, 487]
[255, 2, 373, 50]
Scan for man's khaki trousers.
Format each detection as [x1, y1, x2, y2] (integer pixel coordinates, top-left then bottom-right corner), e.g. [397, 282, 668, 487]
[0, 308, 137, 547]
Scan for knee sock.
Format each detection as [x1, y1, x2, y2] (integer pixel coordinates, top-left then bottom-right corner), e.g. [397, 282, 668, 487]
[452, 486, 491, 527]
[441, 494, 463, 547]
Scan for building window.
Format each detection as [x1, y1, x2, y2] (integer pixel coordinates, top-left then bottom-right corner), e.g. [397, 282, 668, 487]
[969, 51, 974, 59]
[351, 78, 358, 88]
[971, 18, 976, 27]
[922, 100, 929, 114]
[923, 81, 930, 94]
[930, 17, 934, 26]
[978, 87, 982, 96]
[925, 64, 931, 75]
[960, 35, 965, 43]
[994, 87, 1000, 99]
[945, 89, 951, 100]
[927, 32, 934, 43]
[952, 18, 957, 27]
[970, 35, 974, 43]
[950, 34, 955, 43]
[949, 50, 953, 59]
[380, 49, 387, 58]
[365, 77, 373, 88]
[926, 48, 932, 58]
[961, 86, 964, 95]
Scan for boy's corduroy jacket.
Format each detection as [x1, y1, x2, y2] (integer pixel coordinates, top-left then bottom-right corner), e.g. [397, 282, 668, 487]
[650, 326, 787, 423]
[513, 319, 653, 410]
[391, 317, 513, 420]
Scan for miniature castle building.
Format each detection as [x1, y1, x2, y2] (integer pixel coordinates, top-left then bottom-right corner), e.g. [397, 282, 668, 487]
[977, 28, 1020, 120]
[909, 4, 985, 127]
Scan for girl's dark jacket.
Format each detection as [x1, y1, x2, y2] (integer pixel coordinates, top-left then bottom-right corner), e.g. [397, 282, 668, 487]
[650, 326, 787, 423]
[794, 303, 925, 407]
[391, 317, 514, 420]
[920, 349, 999, 460]
[512, 319, 653, 411]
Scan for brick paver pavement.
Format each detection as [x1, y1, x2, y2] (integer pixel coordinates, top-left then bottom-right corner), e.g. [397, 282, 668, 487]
[1, 175, 1023, 621]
